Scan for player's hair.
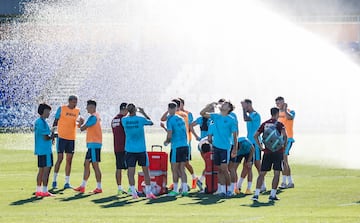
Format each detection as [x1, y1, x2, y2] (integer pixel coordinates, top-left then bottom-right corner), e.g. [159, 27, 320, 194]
[178, 97, 185, 105]
[171, 98, 181, 107]
[218, 98, 226, 103]
[127, 103, 136, 113]
[271, 107, 279, 116]
[87, 100, 97, 107]
[68, 95, 78, 101]
[201, 143, 211, 153]
[168, 102, 177, 109]
[275, 96, 284, 101]
[244, 99, 252, 104]
[120, 102, 128, 111]
[38, 103, 51, 115]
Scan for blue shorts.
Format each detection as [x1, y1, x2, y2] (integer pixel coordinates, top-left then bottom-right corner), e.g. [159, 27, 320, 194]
[126, 152, 149, 167]
[38, 153, 53, 168]
[284, 138, 295, 155]
[213, 146, 230, 166]
[115, 151, 127, 169]
[253, 144, 262, 162]
[170, 146, 189, 163]
[85, 148, 101, 163]
[57, 138, 75, 154]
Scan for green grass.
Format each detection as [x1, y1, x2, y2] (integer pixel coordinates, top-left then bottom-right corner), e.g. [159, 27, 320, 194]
[0, 133, 359, 223]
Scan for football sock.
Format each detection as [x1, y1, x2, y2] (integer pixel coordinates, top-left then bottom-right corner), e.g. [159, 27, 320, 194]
[42, 186, 48, 193]
[65, 176, 70, 184]
[254, 188, 260, 196]
[37, 186, 41, 192]
[270, 189, 277, 197]
[96, 182, 102, 189]
[145, 185, 151, 194]
[118, 185, 123, 190]
[53, 172, 58, 182]
[192, 174, 196, 179]
[237, 177, 245, 189]
[199, 175, 205, 182]
[287, 176, 293, 184]
[173, 183, 179, 192]
[182, 183, 188, 192]
[282, 175, 287, 184]
[220, 185, 226, 194]
[130, 185, 136, 193]
[80, 180, 87, 188]
[247, 182, 252, 190]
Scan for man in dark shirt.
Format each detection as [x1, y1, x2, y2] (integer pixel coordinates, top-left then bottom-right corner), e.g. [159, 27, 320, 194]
[111, 102, 128, 195]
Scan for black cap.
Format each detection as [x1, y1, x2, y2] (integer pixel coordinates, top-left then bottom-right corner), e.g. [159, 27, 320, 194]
[120, 103, 127, 110]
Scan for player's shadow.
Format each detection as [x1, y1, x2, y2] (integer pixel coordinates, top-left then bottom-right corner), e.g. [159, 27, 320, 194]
[59, 193, 92, 202]
[10, 196, 43, 205]
[240, 200, 276, 208]
[49, 188, 65, 195]
[181, 192, 226, 205]
[145, 195, 177, 204]
[91, 195, 121, 204]
[100, 197, 144, 208]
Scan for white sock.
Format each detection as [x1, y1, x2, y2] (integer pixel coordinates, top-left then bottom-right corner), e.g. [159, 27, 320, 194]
[53, 172, 58, 182]
[220, 185, 226, 194]
[217, 183, 221, 191]
[80, 180, 87, 188]
[199, 175, 205, 182]
[254, 188, 260, 196]
[287, 176, 293, 184]
[192, 174, 197, 179]
[247, 182, 252, 190]
[130, 185, 136, 193]
[96, 182, 102, 189]
[65, 176, 70, 184]
[145, 185, 151, 194]
[270, 189, 277, 197]
[42, 186, 48, 193]
[229, 183, 235, 193]
[182, 183, 188, 192]
[237, 177, 245, 189]
[173, 183, 179, 192]
[37, 186, 42, 192]
[118, 185, 123, 190]
[282, 175, 287, 184]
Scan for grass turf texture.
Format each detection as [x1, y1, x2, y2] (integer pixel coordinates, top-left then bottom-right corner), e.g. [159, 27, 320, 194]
[0, 133, 359, 223]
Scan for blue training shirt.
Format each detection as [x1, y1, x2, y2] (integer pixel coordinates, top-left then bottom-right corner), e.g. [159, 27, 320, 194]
[209, 113, 237, 150]
[246, 111, 261, 144]
[122, 116, 153, 153]
[167, 114, 188, 150]
[34, 117, 52, 155]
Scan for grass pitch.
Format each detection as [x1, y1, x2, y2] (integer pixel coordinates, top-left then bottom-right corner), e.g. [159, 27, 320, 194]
[0, 133, 359, 223]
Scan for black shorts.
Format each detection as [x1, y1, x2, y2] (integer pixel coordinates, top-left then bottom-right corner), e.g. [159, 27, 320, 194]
[213, 146, 230, 166]
[57, 138, 75, 154]
[230, 153, 250, 163]
[38, 154, 53, 168]
[126, 152, 148, 167]
[170, 146, 189, 163]
[260, 152, 283, 171]
[85, 148, 101, 163]
[115, 151, 127, 169]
